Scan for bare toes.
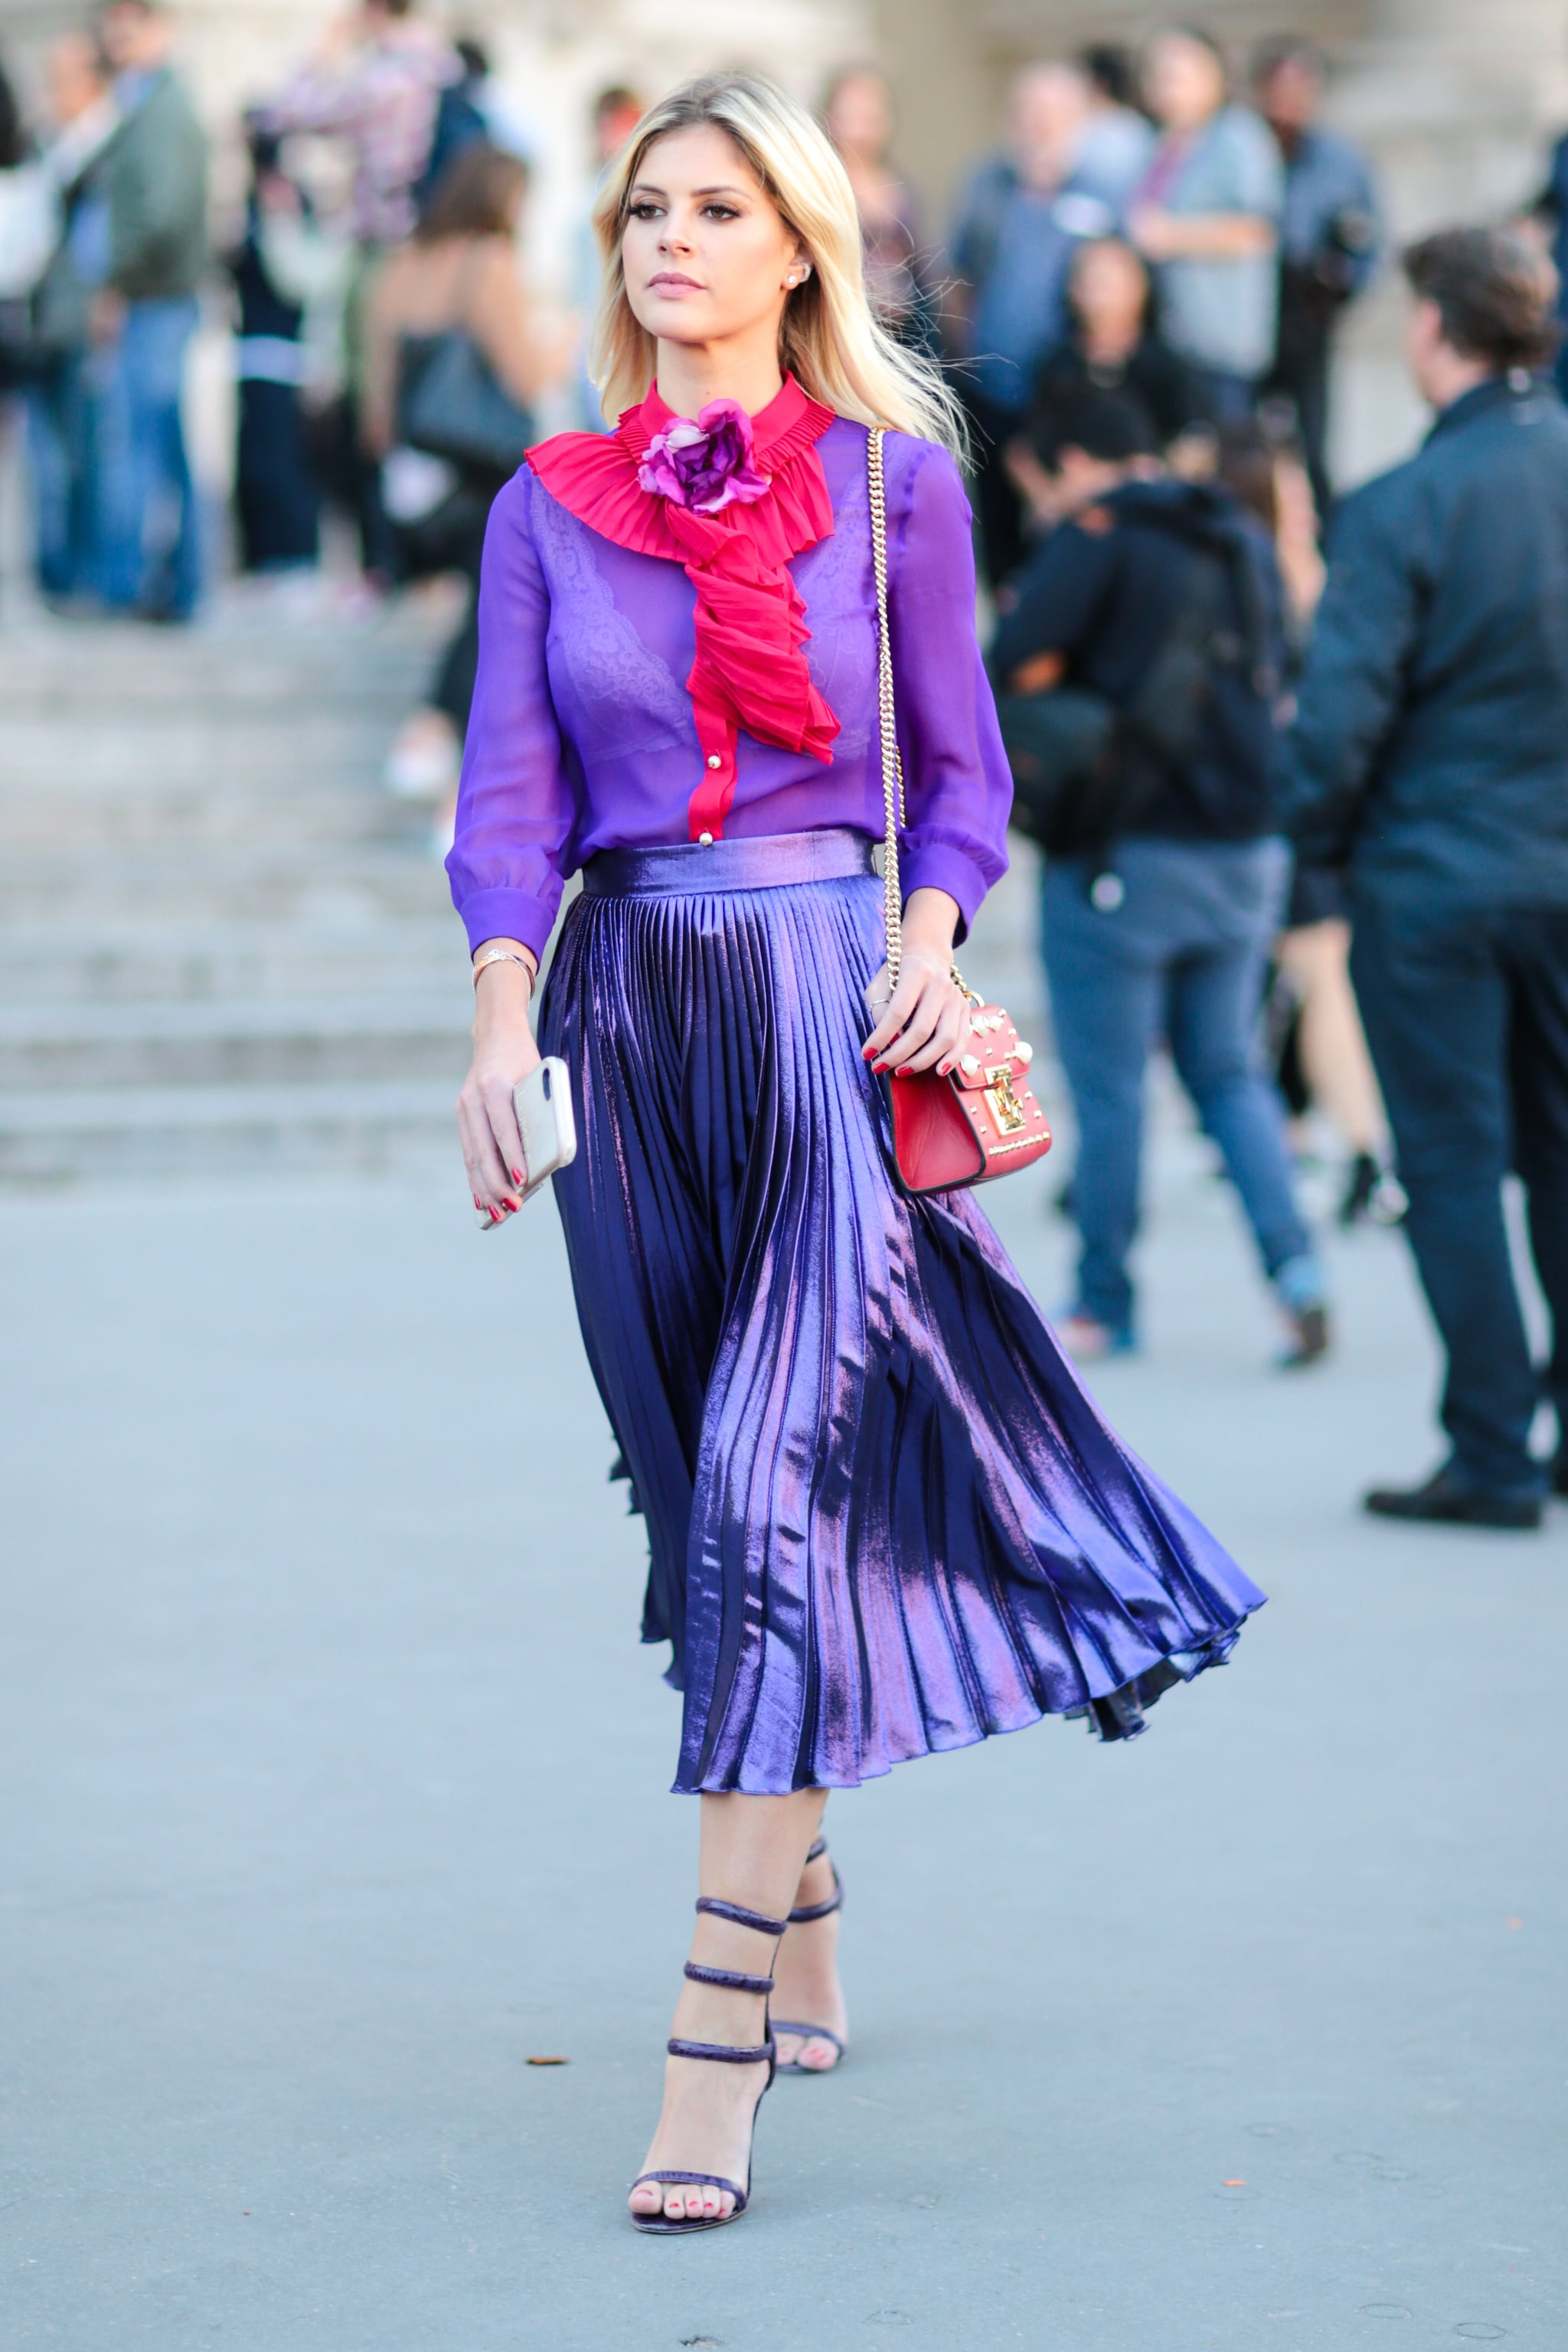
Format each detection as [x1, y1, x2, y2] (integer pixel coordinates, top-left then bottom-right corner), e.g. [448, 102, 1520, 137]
[629, 2180, 662, 2215]
[799, 2037, 838, 2071]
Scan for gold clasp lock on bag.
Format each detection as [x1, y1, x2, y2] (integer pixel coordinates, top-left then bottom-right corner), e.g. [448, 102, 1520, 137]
[983, 1066, 1029, 1135]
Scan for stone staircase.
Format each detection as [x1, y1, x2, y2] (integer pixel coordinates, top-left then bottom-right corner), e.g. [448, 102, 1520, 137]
[0, 601, 473, 1187]
[0, 586, 1050, 1191]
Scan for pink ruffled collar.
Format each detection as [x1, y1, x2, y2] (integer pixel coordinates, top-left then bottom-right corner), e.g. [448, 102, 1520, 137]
[528, 376, 841, 841]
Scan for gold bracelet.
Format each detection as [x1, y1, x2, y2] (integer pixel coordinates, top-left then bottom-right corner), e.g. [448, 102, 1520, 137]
[472, 949, 536, 990]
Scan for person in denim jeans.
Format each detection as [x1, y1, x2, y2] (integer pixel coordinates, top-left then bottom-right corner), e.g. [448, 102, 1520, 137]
[1042, 836, 1318, 1357]
[991, 384, 1328, 1365]
[91, 0, 207, 619]
[93, 291, 200, 615]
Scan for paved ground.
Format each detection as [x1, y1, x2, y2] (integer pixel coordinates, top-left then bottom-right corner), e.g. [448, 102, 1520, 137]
[4, 1118, 1565, 2352]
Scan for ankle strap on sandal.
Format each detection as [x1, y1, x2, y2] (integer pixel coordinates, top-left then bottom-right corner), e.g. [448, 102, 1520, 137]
[668, 2034, 776, 2063]
[788, 1857, 842, 1925]
[804, 1836, 828, 1864]
[684, 1962, 774, 1994]
[694, 1896, 788, 1936]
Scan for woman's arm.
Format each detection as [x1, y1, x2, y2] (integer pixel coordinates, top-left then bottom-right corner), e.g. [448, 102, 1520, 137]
[862, 439, 1013, 1080]
[1129, 207, 1277, 260]
[461, 939, 541, 1220]
[358, 252, 400, 456]
[884, 440, 1012, 935]
[449, 472, 574, 1217]
[1131, 116, 1283, 265]
[465, 237, 575, 410]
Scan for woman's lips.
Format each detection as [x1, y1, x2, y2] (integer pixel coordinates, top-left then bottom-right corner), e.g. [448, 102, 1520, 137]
[647, 273, 704, 291]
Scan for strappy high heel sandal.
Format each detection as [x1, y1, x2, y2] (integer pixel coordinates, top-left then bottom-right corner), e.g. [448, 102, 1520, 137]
[629, 1896, 783, 2234]
[773, 1836, 848, 2076]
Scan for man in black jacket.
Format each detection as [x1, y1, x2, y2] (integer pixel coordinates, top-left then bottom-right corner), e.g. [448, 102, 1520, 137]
[1283, 226, 1568, 1527]
[993, 388, 1327, 1368]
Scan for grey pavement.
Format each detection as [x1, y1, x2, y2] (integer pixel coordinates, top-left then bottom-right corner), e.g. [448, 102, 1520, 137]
[4, 1125, 1566, 2352]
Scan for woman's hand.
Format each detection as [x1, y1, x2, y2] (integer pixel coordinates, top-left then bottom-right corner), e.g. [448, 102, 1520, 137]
[459, 946, 541, 1223]
[862, 887, 972, 1080]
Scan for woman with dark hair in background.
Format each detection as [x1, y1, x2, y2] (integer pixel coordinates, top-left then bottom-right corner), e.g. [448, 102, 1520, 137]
[822, 65, 938, 355]
[1215, 416, 1400, 1226]
[363, 139, 570, 810]
[1004, 237, 1204, 548]
[1036, 234, 1206, 450]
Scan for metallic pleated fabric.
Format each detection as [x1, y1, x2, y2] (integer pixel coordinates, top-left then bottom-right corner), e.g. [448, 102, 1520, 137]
[539, 829, 1265, 1795]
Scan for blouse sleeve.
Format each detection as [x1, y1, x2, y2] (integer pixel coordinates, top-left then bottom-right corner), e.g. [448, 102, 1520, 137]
[884, 436, 1012, 941]
[445, 471, 574, 962]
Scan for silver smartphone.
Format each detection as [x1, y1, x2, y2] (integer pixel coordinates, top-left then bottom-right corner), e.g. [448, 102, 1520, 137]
[475, 1057, 577, 1227]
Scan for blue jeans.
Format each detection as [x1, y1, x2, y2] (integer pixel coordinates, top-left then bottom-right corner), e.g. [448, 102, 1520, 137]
[94, 295, 201, 617]
[25, 351, 101, 598]
[1042, 836, 1314, 1334]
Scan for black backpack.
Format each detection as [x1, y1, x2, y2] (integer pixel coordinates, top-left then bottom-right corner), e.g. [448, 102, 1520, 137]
[995, 498, 1276, 859]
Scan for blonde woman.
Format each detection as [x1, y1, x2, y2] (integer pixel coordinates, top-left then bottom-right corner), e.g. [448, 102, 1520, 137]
[448, 73, 1262, 2233]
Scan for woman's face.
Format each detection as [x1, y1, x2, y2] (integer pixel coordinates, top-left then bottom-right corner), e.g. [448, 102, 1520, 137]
[1143, 34, 1226, 132]
[827, 74, 893, 164]
[621, 125, 805, 357]
[1070, 240, 1148, 338]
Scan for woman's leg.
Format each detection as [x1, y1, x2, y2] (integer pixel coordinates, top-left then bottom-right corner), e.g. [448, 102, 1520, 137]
[1277, 920, 1388, 1158]
[773, 1821, 848, 2071]
[629, 1788, 826, 2224]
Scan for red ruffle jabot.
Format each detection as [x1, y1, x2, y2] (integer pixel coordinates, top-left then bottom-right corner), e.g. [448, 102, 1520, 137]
[528, 375, 841, 841]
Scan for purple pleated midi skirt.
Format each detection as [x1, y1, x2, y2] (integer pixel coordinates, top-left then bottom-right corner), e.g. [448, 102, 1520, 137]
[538, 828, 1264, 1795]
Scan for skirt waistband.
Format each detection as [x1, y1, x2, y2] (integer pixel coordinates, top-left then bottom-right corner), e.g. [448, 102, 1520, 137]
[580, 828, 877, 898]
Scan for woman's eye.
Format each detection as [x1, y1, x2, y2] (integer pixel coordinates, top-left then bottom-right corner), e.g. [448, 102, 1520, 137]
[701, 204, 740, 221]
[627, 201, 662, 220]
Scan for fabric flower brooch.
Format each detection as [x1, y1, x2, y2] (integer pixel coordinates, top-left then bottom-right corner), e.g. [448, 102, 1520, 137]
[637, 399, 772, 514]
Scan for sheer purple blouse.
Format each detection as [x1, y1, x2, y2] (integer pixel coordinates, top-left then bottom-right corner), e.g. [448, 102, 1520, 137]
[446, 418, 1013, 964]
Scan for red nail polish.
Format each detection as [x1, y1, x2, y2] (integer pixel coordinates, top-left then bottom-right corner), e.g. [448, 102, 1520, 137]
[511, 1167, 524, 1184]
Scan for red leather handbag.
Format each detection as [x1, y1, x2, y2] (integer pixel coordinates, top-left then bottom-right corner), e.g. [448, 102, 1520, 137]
[867, 429, 1054, 1198]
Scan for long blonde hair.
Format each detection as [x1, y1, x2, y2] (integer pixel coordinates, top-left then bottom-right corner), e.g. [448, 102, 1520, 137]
[588, 72, 964, 456]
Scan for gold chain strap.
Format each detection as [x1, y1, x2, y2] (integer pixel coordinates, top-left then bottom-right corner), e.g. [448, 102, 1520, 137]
[868, 428, 974, 1008]
[867, 426, 906, 988]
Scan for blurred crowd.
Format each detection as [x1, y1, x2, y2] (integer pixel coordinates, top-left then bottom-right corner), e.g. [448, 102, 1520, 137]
[969, 35, 1568, 1530]
[5, 5, 1568, 1516]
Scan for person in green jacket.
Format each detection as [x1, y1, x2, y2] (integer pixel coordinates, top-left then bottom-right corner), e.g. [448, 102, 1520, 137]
[91, 0, 207, 619]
